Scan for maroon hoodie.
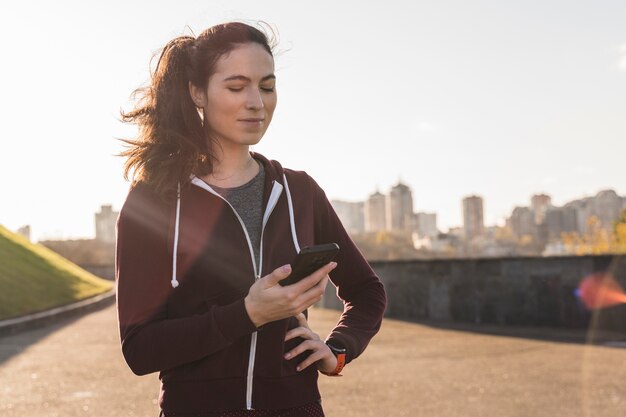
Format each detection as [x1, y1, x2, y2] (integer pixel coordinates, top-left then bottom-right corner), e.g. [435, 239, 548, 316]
[115, 153, 386, 413]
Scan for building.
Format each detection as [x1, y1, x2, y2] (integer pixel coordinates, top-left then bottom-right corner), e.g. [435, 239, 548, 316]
[39, 238, 115, 279]
[412, 231, 461, 256]
[462, 195, 484, 240]
[95, 205, 119, 243]
[592, 189, 623, 230]
[545, 207, 565, 240]
[365, 191, 387, 232]
[531, 194, 552, 224]
[566, 198, 592, 234]
[414, 212, 438, 238]
[386, 182, 414, 232]
[448, 227, 465, 238]
[39, 204, 119, 280]
[564, 192, 623, 234]
[508, 206, 535, 238]
[561, 203, 580, 234]
[331, 200, 365, 234]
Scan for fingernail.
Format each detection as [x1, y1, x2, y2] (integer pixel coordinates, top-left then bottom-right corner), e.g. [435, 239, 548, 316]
[284, 353, 291, 359]
[296, 366, 301, 371]
[282, 264, 292, 273]
[330, 262, 338, 269]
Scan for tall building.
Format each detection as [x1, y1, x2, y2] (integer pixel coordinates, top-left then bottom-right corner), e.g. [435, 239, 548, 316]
[507, 190, 626, 244]
[95, 205, 119, 243]
[509, 206, 535, 238]
[365, 191, 387, 232]
[386, 182, 413, 232]
[566, 198, 592, 234]
[545, 207, 565, 240]
[462, 195, 484, 240]
[561, 203, 580, 234]
[331, 200, 365, 234]
[531, 194, 552, 224]
[414, 212, 438, 238]
[593, 189, 622, 229]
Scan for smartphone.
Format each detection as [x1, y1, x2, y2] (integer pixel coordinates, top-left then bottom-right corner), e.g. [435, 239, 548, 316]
[279, 243, 340, 286]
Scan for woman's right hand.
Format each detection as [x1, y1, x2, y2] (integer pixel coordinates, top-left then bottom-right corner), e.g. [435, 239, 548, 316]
[244, 262, 336, 328]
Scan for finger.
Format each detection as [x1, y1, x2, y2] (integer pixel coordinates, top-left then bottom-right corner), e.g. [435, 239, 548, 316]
[295, 312, 308, 328]
[284, 326, 309, 342]
[284, 339, 320, 360]
[291, 262, 337, 291]
[284, 328, 303, 342]
[264, 264, 292, 287]
[306, 274, 329, 297]
[294, 275, 329, 311]
[285, 326, 319, 342]
[316, 274, 330, 293]
[295, 349, 326, 372]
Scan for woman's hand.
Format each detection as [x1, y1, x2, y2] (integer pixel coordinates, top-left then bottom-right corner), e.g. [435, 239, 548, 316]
[244, 262, 336, 328]
[283, 313, 338, 374]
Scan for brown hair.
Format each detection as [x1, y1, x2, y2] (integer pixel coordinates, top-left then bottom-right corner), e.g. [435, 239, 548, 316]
[120, 22, 275, 198]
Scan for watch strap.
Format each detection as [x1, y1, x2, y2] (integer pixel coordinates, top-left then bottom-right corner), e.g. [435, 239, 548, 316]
[321, 342, 347, 377]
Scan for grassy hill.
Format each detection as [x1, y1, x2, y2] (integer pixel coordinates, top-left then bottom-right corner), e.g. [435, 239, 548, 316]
[0, 225, 113, 320]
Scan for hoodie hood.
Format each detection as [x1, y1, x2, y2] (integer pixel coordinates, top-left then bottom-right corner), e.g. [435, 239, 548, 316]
[170, 152, 298, 288]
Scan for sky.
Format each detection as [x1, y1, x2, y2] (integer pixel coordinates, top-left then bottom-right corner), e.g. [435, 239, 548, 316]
[1, 0, 625, 241]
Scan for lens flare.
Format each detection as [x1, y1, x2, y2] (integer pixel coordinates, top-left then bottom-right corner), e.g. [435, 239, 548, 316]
[576, 272, 626, 310]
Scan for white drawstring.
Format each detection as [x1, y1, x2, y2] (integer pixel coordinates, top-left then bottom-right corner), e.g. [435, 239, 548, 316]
[282, 174, 301, 253]
[171, 182, 181, 288]
[171, 175, 299, 289]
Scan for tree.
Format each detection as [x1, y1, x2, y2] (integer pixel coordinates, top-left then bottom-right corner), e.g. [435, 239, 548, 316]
[561, 211, 626, 255]
[614, 208, 626, 252]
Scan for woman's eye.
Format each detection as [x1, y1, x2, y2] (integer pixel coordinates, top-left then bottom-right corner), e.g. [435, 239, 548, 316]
[261, 86, 275, 93]
[227, 87, 243, 92]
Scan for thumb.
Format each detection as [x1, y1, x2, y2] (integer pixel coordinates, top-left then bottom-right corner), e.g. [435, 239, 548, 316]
[265, 264, 292, 286]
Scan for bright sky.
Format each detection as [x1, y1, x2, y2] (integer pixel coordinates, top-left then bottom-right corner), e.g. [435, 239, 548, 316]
[1, 0, 625, 241]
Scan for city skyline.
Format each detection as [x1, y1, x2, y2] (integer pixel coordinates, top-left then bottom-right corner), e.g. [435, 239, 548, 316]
[334, 181, 626, 235]
[8, 179, 626, 242]
[2, 1, 625, 241]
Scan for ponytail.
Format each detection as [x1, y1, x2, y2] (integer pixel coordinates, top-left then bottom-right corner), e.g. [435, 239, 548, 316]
[120, 35, 212, 198]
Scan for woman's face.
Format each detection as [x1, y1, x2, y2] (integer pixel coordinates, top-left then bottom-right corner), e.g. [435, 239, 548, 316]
[193, 42, 277, 151]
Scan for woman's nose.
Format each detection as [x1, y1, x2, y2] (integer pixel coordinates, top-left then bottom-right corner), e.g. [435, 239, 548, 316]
[246, 88, 264, 110]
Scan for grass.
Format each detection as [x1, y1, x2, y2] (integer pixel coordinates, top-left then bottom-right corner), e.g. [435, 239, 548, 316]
[0, 225, 114, 320]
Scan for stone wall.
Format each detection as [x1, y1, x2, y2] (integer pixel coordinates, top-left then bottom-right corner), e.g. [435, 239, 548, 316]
[322, 255, 626, 330]
[83, 265, 115, 280]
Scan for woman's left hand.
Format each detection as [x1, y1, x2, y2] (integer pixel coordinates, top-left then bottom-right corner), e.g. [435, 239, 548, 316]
[283, 313, 337, 374]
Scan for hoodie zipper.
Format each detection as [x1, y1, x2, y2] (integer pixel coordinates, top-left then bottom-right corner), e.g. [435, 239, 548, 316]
[190, 177, 283, 410]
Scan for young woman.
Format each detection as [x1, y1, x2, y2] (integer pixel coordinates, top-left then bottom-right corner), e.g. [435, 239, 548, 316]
[116, 22, 386, 417]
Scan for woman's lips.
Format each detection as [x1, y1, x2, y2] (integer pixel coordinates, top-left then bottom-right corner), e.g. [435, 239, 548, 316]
[238, 118, 265, 127]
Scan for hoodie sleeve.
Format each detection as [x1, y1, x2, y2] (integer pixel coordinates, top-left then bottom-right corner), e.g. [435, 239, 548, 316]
[116, 184, 257, 376]
[307, 175, 387, 364]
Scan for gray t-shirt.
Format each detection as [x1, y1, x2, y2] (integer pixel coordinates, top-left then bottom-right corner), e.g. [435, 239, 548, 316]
[211, 162, 265, 270]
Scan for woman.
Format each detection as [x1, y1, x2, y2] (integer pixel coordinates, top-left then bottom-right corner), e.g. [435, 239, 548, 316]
[116, 22, 386, 417]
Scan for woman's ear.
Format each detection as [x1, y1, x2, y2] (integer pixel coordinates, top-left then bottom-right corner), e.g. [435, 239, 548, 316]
[189, 82, 206, 108]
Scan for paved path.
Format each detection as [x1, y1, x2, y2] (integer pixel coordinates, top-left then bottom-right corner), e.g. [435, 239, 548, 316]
[1, 304, 625, 417]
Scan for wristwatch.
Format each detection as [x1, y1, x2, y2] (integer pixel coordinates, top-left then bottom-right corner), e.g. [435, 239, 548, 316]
[321, 341, 347, 377]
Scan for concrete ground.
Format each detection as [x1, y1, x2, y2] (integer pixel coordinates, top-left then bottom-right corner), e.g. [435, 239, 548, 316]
[1, 305, 625, 417]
